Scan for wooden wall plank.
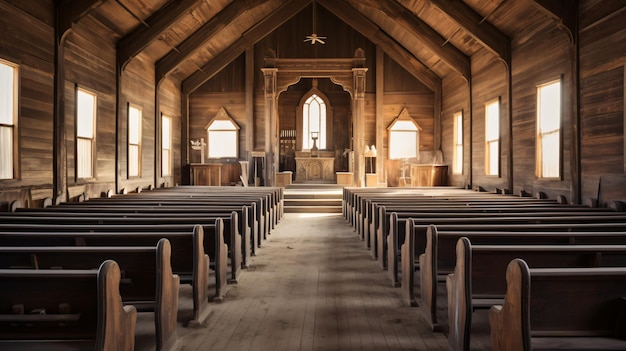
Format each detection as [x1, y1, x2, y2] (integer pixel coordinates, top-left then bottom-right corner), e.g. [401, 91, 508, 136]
[468, 48, 509, 192]
[441, 74, 470, 187]
[579, 0, 626, 205]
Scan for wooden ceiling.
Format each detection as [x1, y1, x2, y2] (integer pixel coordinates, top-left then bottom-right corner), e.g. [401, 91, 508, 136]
[65, 0, 565, 92]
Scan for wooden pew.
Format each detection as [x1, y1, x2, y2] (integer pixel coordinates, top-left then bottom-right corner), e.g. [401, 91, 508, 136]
[362, 195, 564, 242]
[149, 185, 283, 226]
[97, 187, 276, 241]
[0, 260, 137, 351]
[448, 238, 626, 351]
[348, 188, 551, 234]
[0, 211, 244, 283]
[489, 259, 626, 351]
[0, 222, 223, 324]
[410, 222, 626, 331]
[382, 207, 623, 287]
[360, 194, 580, 261]
[0, 239, 178, 351]
[43, 201, 259, 260]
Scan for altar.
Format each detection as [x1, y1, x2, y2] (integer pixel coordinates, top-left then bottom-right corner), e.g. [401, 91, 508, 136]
[295, 151, 335, 182]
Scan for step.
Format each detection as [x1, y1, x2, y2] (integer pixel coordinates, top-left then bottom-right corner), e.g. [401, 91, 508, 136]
[284, 192, 343, 200]
[284, 205, 342, 213]
[284, 198, 342, 207]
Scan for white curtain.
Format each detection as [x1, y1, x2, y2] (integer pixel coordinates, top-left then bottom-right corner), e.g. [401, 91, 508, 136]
[77, 138, 92, 178]
[0, 126, 12, 179]
[542, 132, 559, 177]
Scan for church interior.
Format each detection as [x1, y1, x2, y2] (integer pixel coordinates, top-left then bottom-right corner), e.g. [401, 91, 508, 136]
[0, 0, 625, 350]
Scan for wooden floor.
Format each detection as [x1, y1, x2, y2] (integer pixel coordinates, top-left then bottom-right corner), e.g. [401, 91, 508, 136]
[136, 212, 450, 351]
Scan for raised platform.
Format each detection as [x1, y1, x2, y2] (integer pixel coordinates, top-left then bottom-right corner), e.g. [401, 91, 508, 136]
[283, 183, 343, 213]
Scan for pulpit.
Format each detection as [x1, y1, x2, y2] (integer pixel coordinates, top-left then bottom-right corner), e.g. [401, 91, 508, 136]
[190, 163, 241, 186]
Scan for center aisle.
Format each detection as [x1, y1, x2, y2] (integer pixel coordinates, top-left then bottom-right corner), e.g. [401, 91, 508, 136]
[176, 212, 449, 351]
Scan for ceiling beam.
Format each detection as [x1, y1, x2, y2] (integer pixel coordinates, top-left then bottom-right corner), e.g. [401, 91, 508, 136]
[156, 0, 265, 84]
[359, 0, 470, 81]
[117, 0, 205, 71]
[57, 0, 105, 40]
[428, 0, 511, 66]
[530, 0, 576, 43]
[318, 0, 440, 90]
[182, 0, 312, 94]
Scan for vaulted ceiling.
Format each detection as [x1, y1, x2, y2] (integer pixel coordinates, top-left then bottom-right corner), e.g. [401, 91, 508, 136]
[64, 0, 566, 93]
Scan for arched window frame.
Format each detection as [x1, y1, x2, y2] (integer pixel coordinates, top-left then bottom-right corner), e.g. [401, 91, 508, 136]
[297, 86, 332, 151]
[205, 107, 240, 159]
[387, 107, 422, 160]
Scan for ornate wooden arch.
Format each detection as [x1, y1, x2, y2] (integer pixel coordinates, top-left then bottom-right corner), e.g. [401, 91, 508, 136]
[261, 48, 368, 186]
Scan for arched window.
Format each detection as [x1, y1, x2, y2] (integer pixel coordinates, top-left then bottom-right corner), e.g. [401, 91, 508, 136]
[205, 107, 239, 159]
[387, 107, 421, 160]
[302, 94, 326, 150]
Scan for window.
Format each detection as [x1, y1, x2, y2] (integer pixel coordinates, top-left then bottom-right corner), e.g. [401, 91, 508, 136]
[302, 94, 326, 150]
[76, 88, 96, 179]
[453, 112, 463, 174]
[388, 108, 421, 160]
[128, 104, 142, 177]
[536, 80, 561, 178]
[0, 60, 17, 180]
[485, 100, 500, 176]
[162, 115, 171, 177]
[206, 107, 239, 158]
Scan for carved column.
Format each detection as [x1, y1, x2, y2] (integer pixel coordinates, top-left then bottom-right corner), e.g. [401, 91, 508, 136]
[261, 68, 278, 186]
[353, 67, 368, 187]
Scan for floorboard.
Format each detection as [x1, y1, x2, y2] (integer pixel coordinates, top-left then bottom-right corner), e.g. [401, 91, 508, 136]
[137, 212, 450, 351]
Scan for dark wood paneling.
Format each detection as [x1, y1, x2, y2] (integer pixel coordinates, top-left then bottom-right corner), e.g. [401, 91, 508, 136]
[470, 48, 508, 192]
[579, 0, 625, 30]
[64, 12, 117, 195]
[510, 23, 572, 200]
[441, 75, 470, 187]
[195, 54, 245, 93]
[253, 3, 377, 93]
[0, 2, 55, 192]
[160, 78, 182, 187]
[383, 92, 435, 151]
[189, 92, 248, 161]
[579, 0, 626, 205]
[383, 53, 431, 93]
[120, 54, 157, 190]
[0, 2, 55, 71]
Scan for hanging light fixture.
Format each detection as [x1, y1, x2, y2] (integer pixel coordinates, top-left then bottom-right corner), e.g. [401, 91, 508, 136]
[304, 1, 326, 45]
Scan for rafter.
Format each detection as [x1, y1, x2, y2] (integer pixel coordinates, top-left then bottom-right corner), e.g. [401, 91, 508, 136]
[428, 0, 511, 66]
[57, 0, 105, 41]
[530, 0, 576, 43]
[117, 0, 205, 71]
[359, 0, 470, 81]
[318, 0, 440, 90]
[156, 0, 265, 84]
[182, 0, 312, 94]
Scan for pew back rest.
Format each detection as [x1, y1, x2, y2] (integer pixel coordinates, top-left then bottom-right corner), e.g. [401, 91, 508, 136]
[490, 259, 626, 351]
[0, 260, 136, 350]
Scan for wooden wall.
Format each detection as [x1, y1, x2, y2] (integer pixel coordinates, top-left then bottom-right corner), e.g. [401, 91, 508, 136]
[119, 54, 156, 192]
[0, 0, 55, 209]
[579, 0, 626, 206]
[468, 48, 509, 192]
[159, 78, 183, 188]
[510, 21, 573, 200]
[441, 75, 470, 188]
[63, 13, 118, 199]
